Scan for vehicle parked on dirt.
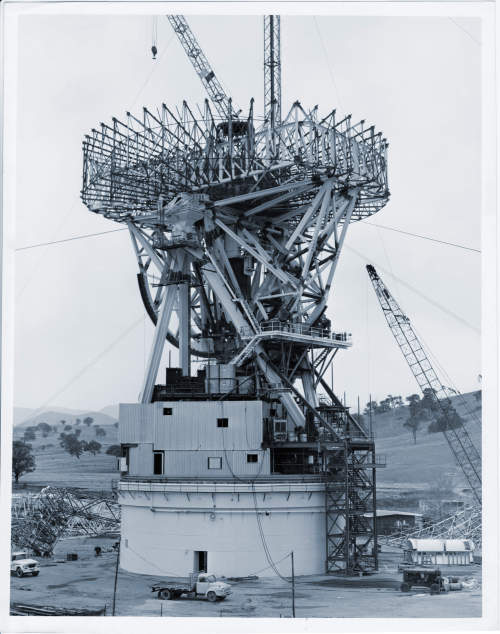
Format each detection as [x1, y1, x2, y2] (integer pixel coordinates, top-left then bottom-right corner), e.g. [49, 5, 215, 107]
[152, 572, 232, 602]
[11, 552, 40, 578]
[400, 567, 449, 594]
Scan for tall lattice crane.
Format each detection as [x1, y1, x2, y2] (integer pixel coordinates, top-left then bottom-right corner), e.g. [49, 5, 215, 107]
[366, 264, 482, 506]
[166, 15, 239, 120]
[167, 14, 281, 129]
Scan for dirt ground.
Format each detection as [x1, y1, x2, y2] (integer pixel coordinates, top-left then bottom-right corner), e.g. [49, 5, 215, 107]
[10, 536, 481, 618]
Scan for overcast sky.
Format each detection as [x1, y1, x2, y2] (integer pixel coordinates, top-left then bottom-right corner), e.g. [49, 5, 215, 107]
[13, 13, 482, 412]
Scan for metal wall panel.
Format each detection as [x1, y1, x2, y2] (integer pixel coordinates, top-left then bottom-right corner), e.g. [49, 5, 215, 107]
[162, 449, 270, 477]
[129, 443, 153, 474]
[152, 400, 263, 450]
[119, 404, 155, 444]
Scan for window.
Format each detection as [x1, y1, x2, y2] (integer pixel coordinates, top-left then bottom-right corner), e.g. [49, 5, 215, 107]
[217, 418, 228, 428]
[153, 451, 164, 475]
[163, 407, 173, 415]
[208, 457, 222, 470]
[247, 454, 258, 463]
[270, 408, 277, 416]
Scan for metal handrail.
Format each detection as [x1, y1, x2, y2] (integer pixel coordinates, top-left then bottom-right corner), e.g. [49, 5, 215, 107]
[239, 322, 352, 342]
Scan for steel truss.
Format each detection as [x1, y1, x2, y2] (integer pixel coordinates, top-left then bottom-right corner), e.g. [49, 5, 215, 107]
[325, 439, 379, 574]
[11, 487, 120, 555]
[379, 505, 482, 550]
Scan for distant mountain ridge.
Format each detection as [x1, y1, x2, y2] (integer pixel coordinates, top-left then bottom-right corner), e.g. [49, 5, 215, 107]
[13, 408, 117, 430]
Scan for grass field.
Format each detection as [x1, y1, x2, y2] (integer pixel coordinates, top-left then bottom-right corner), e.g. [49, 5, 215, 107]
[13, 422, 119, 492]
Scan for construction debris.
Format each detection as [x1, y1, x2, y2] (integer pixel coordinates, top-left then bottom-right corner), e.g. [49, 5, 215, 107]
[11, 487, 120, 555]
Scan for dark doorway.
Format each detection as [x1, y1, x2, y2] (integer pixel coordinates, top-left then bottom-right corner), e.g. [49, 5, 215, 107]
[153, 451, 164, 475]
[195, 550, 207, 572]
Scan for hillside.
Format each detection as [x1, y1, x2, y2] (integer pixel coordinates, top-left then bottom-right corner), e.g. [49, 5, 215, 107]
[370, 391, 481, 508]
[13, 411, 120, 492]
[14, 409, 117, 430]
[12, 393, 481, 498]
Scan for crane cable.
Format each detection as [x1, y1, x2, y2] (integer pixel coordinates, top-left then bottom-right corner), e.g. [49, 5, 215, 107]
[151, 16, 158, 59]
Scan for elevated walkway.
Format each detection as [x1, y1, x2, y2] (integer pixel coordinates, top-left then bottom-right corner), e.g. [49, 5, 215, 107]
[232, 323, 352, 366]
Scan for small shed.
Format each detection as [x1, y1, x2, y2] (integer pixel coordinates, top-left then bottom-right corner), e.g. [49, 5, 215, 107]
[363, 510, 422, 535]
[404, 538, 475, 566]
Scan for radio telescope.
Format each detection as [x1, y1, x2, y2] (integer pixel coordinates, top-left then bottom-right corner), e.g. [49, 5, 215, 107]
[82, 16, 389, 423]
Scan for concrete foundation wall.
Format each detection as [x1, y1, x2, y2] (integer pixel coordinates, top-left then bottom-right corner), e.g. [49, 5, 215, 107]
[119, 481, 326, 577]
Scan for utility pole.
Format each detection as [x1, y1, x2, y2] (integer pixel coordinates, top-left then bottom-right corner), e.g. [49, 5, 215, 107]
[112, 539, 120, 616]
[291, 551, 295, 618]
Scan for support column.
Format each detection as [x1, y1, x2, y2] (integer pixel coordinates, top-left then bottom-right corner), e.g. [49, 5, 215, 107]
[179, 258, 191, 376]
[140, 283, 177, 403]
[301, 370, 318, 408]
[202, 263, 306, 428]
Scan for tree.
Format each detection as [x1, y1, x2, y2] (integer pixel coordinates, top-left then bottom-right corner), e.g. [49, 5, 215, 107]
[60, 419, 66, 427]
[64, 424, 72, 432]
[36, 422, 52, 438]
[75, 428, 82, 438]
[106, 445, 122, 457]
[428, 407, 463, 434]
[85, 440, 102, 455]
[363, 401, 378, 416]
[392, 395, 403, 408]
[83, 416, 94, 427]
[376, 398, 392, 414]
[59, 433, 85, 459]
[404, 416, 422, 445]
[12, 440, 36, 483]
[95, 427, 106, 438]
[23, 427, 36, 442]
[75, 418, 81, 425]
[420, 388, 439, 416]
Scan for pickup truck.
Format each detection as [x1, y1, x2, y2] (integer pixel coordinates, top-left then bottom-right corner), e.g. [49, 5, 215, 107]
[152, 572, 232, 602]
[11, 552, 40, 578]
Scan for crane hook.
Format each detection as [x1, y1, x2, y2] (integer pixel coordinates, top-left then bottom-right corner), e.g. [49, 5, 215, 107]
[151, 45, 158, 60]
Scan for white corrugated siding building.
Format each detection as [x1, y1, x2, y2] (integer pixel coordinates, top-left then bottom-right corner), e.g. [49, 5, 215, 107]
[404, 538, 475, 565]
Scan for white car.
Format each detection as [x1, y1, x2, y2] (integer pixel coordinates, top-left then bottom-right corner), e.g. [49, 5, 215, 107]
[11, 551, 40, 577]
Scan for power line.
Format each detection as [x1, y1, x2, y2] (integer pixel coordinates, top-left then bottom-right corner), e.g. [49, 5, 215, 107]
[363, 222, 480, 253]
[448, 17, 481, 46]
[15, 228, 128, 251]
[312, 17, 344, 111]
[15, 222, 480, 254]
[24, 315, 144, 420]
[346, 244, 480, 334]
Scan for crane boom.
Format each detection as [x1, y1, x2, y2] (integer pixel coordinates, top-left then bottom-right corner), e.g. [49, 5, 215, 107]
[167, 15, 238, 120]
[366, 264, 482, 505]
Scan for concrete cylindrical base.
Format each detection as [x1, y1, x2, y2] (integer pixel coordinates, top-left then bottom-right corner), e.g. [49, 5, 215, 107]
[119, 480, 326, 577]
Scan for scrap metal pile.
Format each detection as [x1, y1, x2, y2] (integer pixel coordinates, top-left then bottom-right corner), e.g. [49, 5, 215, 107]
[11, 487, 120, 555]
